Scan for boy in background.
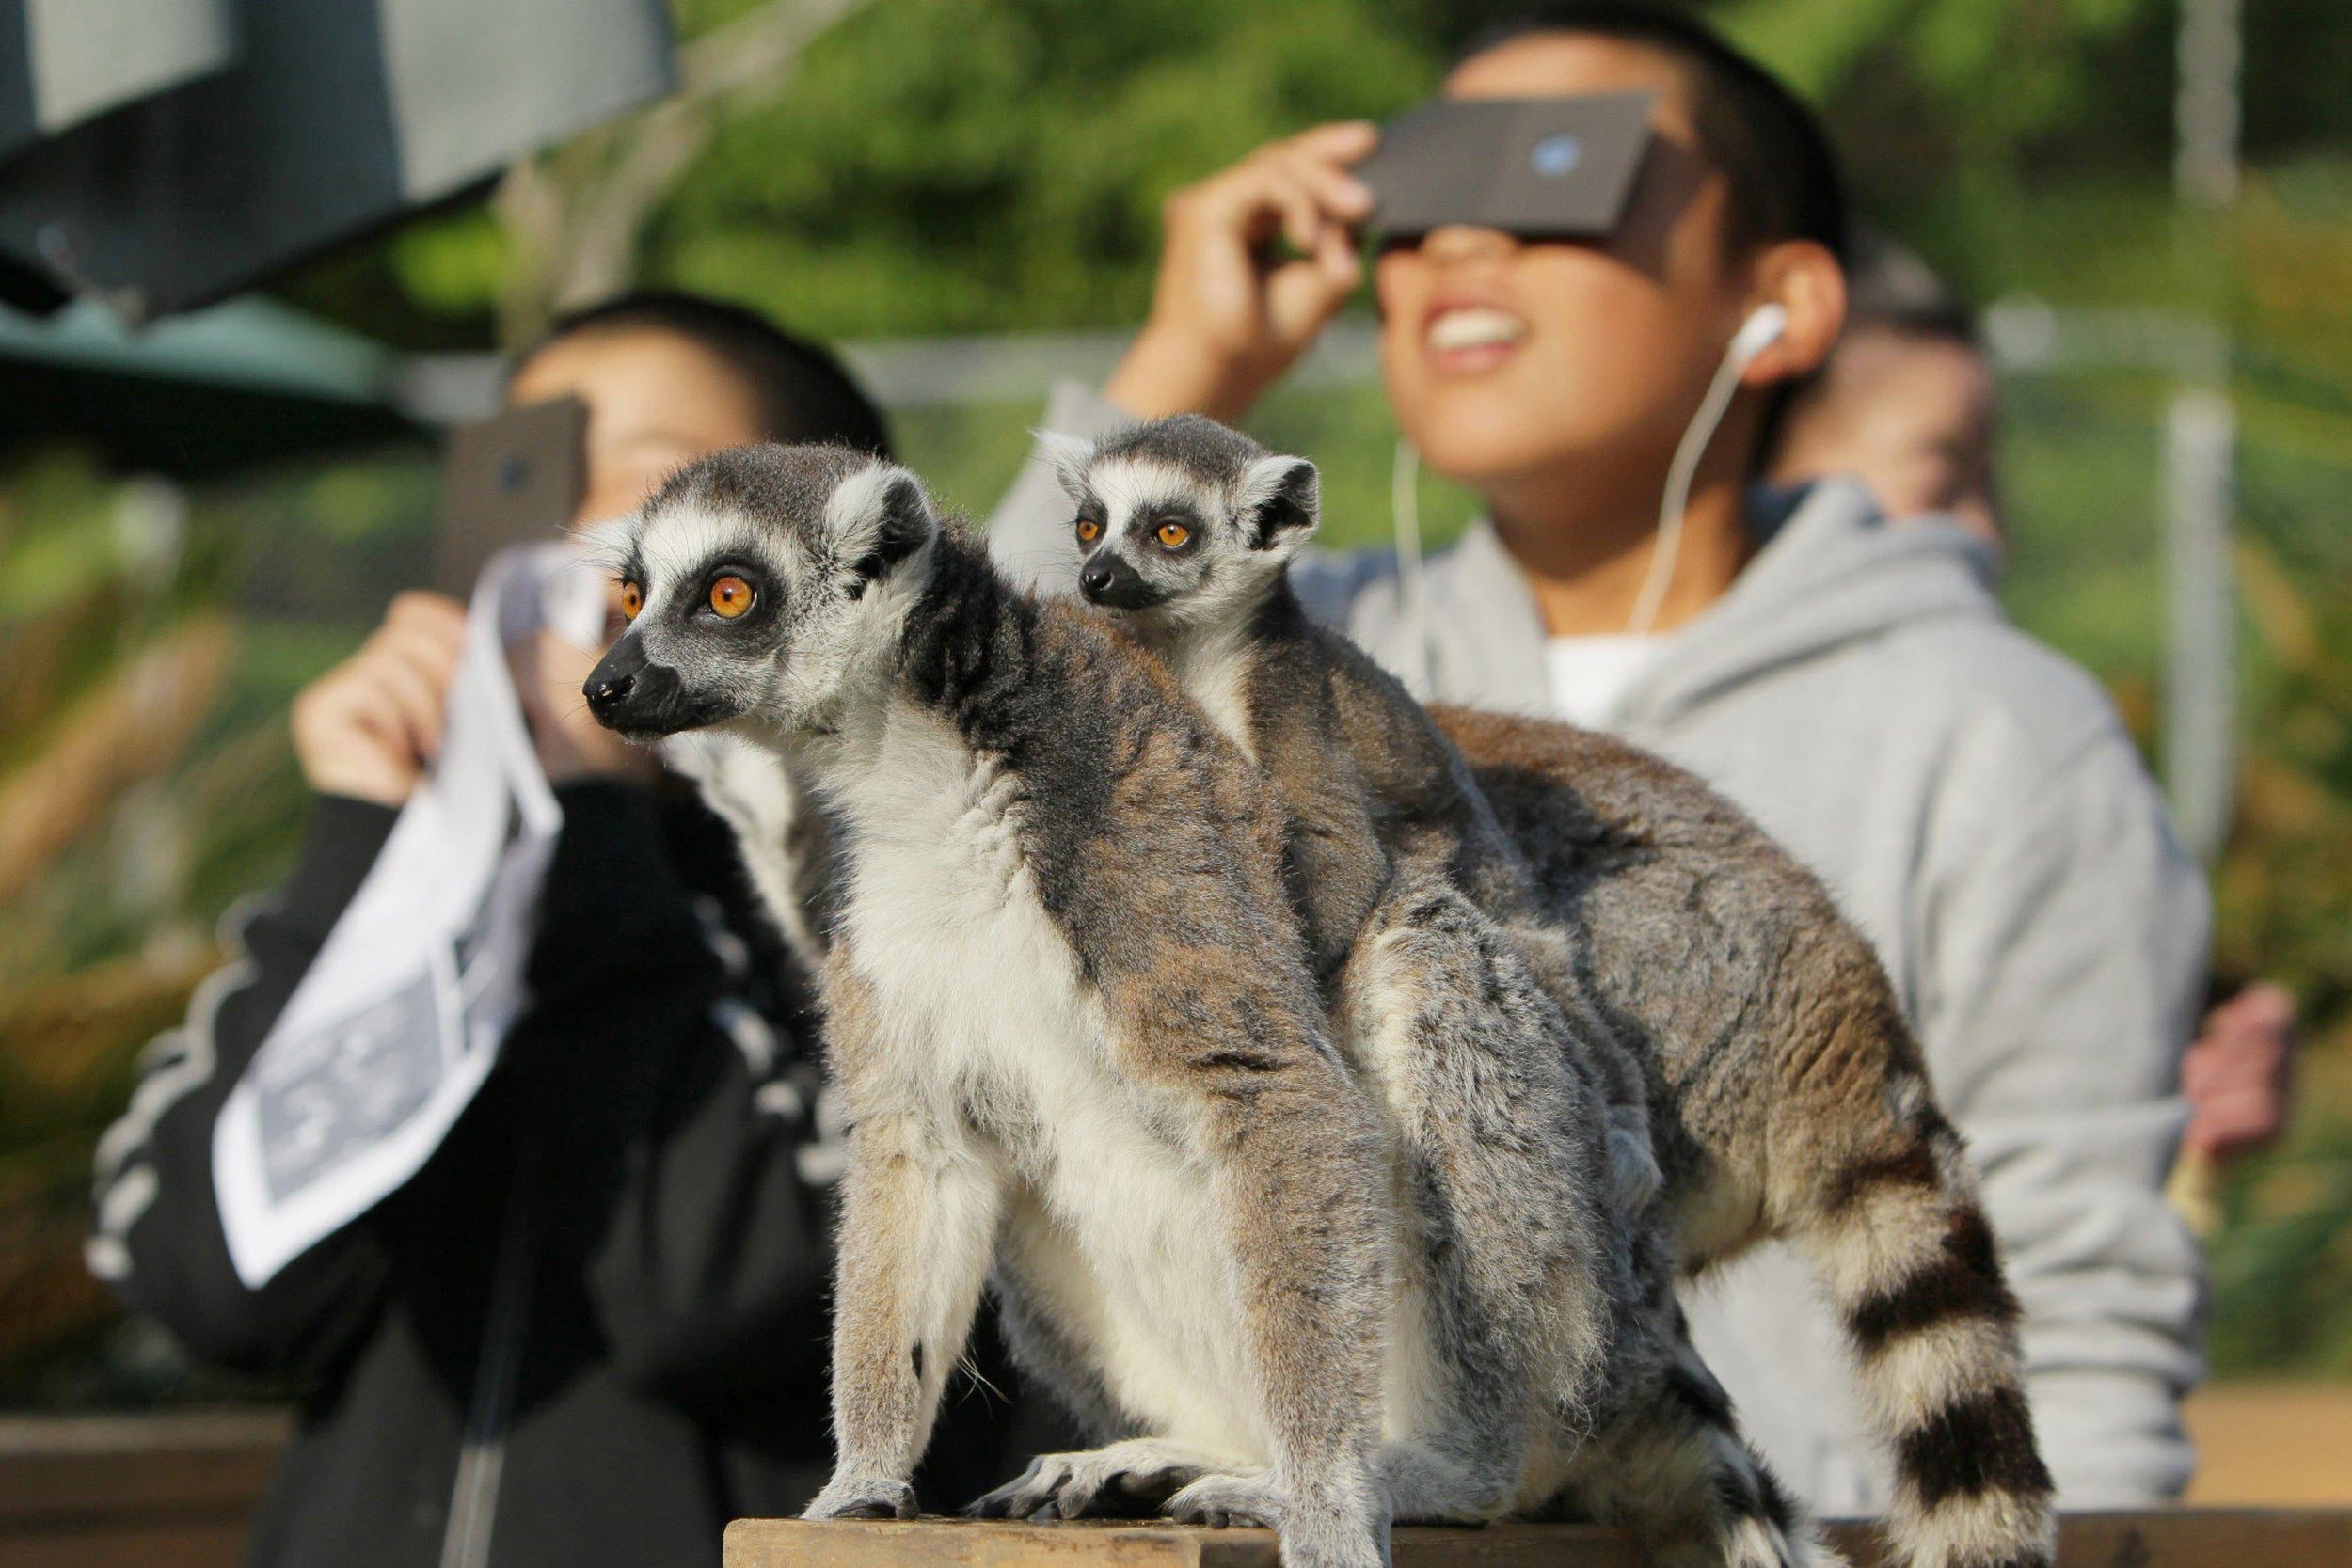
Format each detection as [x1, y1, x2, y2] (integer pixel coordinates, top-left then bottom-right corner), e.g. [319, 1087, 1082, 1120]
[991, 3, 2211, 1512]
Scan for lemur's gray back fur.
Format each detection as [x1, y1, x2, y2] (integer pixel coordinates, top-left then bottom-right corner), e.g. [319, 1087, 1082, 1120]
[1048, 417, 1835, 1568]
[1045, 415, 2056, 1568]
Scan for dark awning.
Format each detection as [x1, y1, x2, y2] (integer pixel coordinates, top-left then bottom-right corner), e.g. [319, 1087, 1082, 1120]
[0, 0, 675, 322]
[0, 0, 237, 161]
[0, 296, 421, 472]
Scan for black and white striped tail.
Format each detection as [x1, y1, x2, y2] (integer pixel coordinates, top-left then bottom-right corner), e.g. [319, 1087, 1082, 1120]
[1804, 1117, 2057, 1568]
[1660, 1337, 1845, 1568]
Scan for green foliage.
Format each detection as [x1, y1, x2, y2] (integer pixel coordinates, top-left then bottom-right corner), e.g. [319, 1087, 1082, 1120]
[387, 210, 515, 319]
[0, 448, 426, 1405]
[2209, 1120, 2352, 1373]
[652, 0, 1437, 338]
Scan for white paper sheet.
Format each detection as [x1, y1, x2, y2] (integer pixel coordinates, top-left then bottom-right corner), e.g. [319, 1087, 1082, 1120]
[214, 543, 609, 1289]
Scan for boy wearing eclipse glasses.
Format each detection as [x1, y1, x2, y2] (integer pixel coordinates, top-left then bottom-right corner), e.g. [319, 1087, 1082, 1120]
[990, 0, 2210, 1516]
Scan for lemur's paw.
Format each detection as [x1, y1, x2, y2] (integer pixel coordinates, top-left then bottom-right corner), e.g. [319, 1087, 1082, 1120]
[1166, 1469, 1284, 1530]
[1375, 1439, 1505, 1524]
[1172, 1473, 1390, 1568]
[967, 1442, 1222, 1521]
[1171, 1476, 1383, 1568]
[803, 1475, 916, 1521]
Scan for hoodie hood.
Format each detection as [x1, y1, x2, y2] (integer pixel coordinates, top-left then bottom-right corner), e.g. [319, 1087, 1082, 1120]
[1368, 474, 2008, 727]
[1616, 477, 2006, 728]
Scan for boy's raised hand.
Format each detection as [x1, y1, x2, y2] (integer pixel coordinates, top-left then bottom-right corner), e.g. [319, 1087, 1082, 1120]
[291, 592, 468, 807]
[1106, 122, 1378, 424]
[292, 589, 651, 809]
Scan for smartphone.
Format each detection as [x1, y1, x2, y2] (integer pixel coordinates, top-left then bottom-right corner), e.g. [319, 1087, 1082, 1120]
[430, 396, 589, 595]
[1358, 91, 1658, 244]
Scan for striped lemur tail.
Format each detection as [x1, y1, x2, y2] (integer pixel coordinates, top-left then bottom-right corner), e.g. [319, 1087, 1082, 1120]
[1555, 1301, 1844, 1568]
[1776, 974, 2057, 1568]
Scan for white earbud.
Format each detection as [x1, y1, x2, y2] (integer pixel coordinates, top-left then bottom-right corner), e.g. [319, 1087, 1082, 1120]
[1729, 302, 1790, 362]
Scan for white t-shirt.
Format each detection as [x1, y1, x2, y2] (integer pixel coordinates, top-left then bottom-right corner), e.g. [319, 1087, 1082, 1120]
[1542, 634, 1662, 727]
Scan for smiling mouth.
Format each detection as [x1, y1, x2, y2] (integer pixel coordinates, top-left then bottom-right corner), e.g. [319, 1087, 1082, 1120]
[1424, 306, 1531, 360]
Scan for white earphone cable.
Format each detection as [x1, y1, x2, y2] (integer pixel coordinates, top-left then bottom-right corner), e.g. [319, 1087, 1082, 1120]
[1625, 304, 1788, 638]
[1391, 436, 1434, 694]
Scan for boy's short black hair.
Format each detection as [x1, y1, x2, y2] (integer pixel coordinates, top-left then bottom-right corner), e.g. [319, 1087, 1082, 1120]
[1455, 3, 1848, 261]
[532, 291, 893, 458]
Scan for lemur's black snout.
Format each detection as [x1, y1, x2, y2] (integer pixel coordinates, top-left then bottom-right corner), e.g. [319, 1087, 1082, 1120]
[1077, 552, 1164, 611]
[584, 633, 710, 736]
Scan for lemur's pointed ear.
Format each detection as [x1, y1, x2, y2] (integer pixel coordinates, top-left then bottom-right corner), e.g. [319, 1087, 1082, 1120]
[825, 463, 936, 593]
[1032, 431, 1096, 501]
[1236, 454, 1320, 553]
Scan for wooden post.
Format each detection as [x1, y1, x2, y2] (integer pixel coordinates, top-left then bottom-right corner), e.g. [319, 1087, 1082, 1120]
[726, 1511, 2352, 1568]
[0, 1410, 290, 1568]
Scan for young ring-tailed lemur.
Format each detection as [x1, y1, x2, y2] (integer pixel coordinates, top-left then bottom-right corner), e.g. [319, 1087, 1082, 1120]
[1042, 416, 2058, 1568]
[579, 446, 1810, 1568]
[1035, 422, 1835, 1560]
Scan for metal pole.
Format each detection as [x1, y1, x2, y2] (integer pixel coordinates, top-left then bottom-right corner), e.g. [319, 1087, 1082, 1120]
[2174, 0, 2243, 208]
[2164, 0, 2241, 860]
[2162, 387, 2237, 862]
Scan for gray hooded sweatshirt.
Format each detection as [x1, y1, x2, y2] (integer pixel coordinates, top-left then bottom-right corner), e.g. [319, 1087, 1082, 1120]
[991, 382, 2211, 1512]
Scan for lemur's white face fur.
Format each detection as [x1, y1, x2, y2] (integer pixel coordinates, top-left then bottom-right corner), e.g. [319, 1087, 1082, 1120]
[1040, 414, 1319, 637]
[580, 443, 937, 740]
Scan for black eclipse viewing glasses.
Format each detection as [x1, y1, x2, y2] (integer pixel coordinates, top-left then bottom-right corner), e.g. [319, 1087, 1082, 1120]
[1356, 90, 1660, 245]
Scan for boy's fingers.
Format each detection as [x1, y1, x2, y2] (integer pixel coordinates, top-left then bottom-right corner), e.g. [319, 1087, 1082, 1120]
[1265, 142, 1375, 220]
[1285, 119, 1380, 163]
[1260, 169, 1335, 257]
[1312, 224, 1364, 287]
[1182, 137, 1371, 251]
[337, 685, 423, 772]
[2192, 1086, 2284, 1148]
[1263, 252, 1359, 344]
[1185, 162, 1324, 260]
[385, 590, 468, 638]
[367, 612, 467, 697]
[379, 623, 465, 689]
[364, 650, 448, 760]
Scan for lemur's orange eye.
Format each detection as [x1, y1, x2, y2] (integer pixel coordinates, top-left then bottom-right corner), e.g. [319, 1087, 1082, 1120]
[620, 580, 644, 621]
[1155, 520, 1190, 549]
[708, 575, 754, 618]
[1075, 516, 1101, 544]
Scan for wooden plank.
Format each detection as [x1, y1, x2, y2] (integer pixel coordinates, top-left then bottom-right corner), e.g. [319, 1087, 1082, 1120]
[2185, 1386, 2352, 1507]
[723, 1519, 1647, 1567]
[0, 1411, 286, 1568]
[2042, 1511, 2352, 1568]
[0, 1411, 288, 1526]
[726, 1517, 1263, 1568]
[0, 1519, 250, 1568]
[727, 1511, 2352, 1568]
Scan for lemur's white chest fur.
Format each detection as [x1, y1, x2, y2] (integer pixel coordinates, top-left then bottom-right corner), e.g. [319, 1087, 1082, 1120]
[1159, 621, 1257, 763]
[810, 702, 1278, 1459]
[663, 732, 826, 965]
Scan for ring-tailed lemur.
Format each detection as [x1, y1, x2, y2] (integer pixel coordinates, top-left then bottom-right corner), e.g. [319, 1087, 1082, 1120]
[578, 446, 1805, 1568]
[580, 444, 1392, 1568]
[1041, 415, 2057, 1568]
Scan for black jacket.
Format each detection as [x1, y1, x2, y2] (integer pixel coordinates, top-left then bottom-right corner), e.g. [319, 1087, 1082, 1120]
[90, 783, 1057, 1568]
